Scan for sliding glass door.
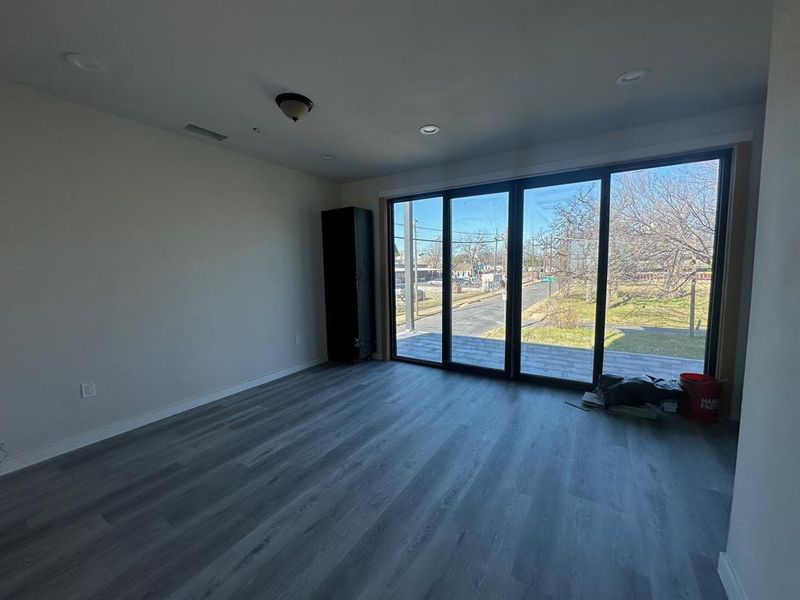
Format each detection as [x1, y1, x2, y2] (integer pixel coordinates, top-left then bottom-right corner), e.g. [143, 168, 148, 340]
[388, 150, 729, 387]
[392, 196, 444, 363]
[449, 190, 510, 370]
[518, 179, 601, 382]
[603, 159, 723, 380]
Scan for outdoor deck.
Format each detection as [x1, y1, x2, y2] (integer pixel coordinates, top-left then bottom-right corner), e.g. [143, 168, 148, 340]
[397, 332, 703, 381]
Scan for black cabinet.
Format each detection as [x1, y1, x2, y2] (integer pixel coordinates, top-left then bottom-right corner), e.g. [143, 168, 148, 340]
[321, 207, 375, 362]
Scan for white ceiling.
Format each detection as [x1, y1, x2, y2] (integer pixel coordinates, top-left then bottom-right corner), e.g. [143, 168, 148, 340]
[0, 1, 773, 182]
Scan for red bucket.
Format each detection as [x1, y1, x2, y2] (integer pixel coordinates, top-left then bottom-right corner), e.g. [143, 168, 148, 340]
[679, 373, 721, 423]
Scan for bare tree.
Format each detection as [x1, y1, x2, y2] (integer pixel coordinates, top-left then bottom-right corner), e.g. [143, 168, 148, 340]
[452, 232, 492, 275]
[420, 237, 443, 269]
[609, 161, 718, 333]
[520, 162, 719, 335]
[525, 184, 599, 299]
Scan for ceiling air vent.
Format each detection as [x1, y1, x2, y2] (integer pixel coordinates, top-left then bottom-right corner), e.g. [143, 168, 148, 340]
[183, 123, 228, 141]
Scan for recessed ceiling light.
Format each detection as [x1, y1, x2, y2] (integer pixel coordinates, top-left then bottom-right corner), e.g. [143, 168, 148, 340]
[419, 124, 440, 135]
[616, 68, 650, 86]
[64, 52, 104, 71]
[320, 154, 335, 161]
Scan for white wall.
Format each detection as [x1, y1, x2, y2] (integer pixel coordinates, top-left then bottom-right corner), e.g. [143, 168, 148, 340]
[0, 80, 338, 472]
[341, 103, 765, 361]
[720, 3, 800, 599]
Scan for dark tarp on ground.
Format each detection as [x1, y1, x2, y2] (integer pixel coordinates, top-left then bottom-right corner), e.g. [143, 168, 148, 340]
[596, 373, 685, 407]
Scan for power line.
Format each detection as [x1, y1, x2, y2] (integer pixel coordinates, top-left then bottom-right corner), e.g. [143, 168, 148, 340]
[396, 222, 505, 237]
[394, 236, 442, 243]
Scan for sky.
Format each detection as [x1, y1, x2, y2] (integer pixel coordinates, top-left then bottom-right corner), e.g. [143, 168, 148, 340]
[393, 184, 597, 253]
[393, 160, 719, 254]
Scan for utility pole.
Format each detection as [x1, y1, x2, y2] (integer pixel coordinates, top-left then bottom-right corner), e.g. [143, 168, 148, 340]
[548, 235, 553, 298]
[413, 218, 419, 320]
[688, 256, 697, 338]
[404, 202, 415, 332]
[493, 228, 499, 274]
[564, 216, 572, 296]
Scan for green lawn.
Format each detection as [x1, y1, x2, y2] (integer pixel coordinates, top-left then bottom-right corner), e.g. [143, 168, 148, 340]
[607, 330, 706, 358]
[507, 282, 709, 358]
[525, 282, 711, 331]
[400, 280, 710, 359]
[485, 326, 706, 359]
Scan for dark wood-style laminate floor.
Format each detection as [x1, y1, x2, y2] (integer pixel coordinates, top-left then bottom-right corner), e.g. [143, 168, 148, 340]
[0, 361, 738, 600]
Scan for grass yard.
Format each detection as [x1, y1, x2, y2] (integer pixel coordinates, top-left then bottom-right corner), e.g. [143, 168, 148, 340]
[524, 282, 711, 330]
[485, 325, 706, 359]
[489, 282, 711, 359]
[606, 330, 706, 358]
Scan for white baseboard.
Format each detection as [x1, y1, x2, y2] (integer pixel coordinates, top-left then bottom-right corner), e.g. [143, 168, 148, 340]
[1, 358, 325, 476]
[718, 552, 750, 600]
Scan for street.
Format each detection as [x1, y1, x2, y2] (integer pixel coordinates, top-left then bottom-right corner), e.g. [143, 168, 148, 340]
[401, 282, 550, 336]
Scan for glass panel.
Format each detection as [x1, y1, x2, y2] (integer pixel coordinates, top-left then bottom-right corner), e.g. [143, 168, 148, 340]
[393, 197, 444, 362]
[519, 181, 601, 382]
[450, 192, 509, 369]
[605, 160, 720, 379]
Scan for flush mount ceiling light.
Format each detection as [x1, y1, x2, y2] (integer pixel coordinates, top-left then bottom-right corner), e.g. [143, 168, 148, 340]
[64, 52, 104, 71]
[320, 153, 335, 161]
[616, 68, 650, 86]
[419, 124, 440, 135]
[275, 93, 313, 122]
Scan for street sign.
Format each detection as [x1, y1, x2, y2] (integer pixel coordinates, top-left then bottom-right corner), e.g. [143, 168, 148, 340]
[541, 276, 556, 283]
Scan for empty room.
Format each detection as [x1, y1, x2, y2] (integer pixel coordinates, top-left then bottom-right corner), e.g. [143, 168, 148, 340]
[1, 1, 798, 599]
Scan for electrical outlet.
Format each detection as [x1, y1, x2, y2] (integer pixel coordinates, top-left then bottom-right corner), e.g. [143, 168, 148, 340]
[295, 334, 302, 345]
[80, 381, 96, 399]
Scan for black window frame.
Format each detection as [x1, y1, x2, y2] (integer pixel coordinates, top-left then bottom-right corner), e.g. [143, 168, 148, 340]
[386, 148, 732, 389]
